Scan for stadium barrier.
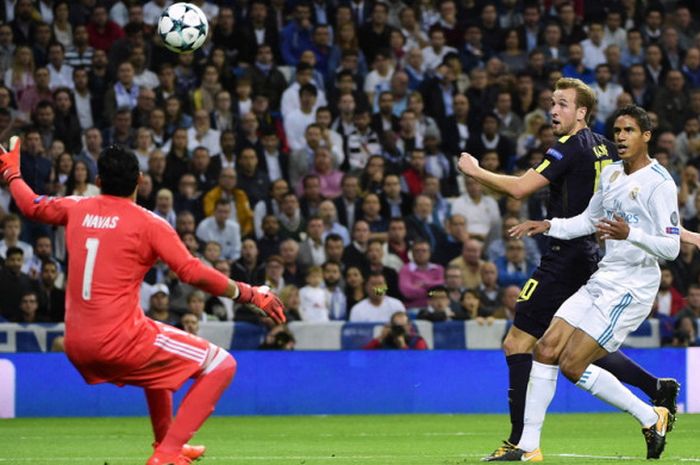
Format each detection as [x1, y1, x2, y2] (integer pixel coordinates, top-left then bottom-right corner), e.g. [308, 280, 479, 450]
[0, 319, 668, 352]
[0, 348, 696, 418]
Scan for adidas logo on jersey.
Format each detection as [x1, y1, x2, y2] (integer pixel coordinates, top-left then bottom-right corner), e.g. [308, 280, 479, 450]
[82, 214, 120, 229]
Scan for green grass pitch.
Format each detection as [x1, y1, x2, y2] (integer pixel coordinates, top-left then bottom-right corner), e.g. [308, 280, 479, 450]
[1, 414, 698, 464]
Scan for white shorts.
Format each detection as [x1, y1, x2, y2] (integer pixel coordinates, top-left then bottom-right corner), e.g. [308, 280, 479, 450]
[554, 281, 652, 353]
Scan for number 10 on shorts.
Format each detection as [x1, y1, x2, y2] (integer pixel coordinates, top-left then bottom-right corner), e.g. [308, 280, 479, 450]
[517, 278, 539, 302]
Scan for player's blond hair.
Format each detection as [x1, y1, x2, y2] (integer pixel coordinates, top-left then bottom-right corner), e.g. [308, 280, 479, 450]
[555, 78, 596, 125]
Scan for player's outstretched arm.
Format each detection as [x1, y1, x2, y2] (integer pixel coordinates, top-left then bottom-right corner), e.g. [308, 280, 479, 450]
[151, 219, 286, 324]
[457, 152, 549, 199]
[0, 136, 76, 225]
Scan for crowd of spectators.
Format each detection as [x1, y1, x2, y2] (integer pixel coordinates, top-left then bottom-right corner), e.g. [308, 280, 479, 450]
[0, 0, 699, 348]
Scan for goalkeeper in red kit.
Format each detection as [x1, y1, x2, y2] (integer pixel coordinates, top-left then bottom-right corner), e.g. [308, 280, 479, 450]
[0, 137, 286, 465]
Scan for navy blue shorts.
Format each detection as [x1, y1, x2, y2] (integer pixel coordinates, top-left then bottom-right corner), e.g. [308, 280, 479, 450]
[513, 244, 599, 339]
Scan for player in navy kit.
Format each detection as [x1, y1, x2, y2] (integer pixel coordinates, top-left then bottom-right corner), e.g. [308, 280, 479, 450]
[458, 78, 679, 461]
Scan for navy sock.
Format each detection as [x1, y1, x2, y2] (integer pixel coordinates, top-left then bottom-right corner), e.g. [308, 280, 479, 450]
[594, 351, 657, 398]
[506, 353, 533, 445]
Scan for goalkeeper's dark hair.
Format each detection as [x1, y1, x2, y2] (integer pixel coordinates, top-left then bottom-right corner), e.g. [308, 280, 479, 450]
[612, 105, 652, 133]
[97, 145, 140, 197]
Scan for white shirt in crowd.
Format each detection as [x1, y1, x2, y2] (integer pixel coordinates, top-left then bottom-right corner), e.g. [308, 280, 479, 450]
[349, 296, 406, 323]
[299, 285, 331, 322]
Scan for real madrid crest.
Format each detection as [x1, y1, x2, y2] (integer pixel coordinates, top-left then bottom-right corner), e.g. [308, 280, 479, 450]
[630, 186, 640, 200]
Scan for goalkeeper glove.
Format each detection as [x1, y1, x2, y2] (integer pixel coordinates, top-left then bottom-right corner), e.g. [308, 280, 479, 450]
[0, 136, 21, 184]
[235, 282, 286, 324]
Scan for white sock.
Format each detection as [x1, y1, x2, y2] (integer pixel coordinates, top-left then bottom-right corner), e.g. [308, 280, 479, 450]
[518, 361, 559, 452]
[576, 364, 658, 427]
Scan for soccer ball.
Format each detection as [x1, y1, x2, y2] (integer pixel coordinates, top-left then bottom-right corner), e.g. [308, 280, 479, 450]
[157, 3, 209, 54]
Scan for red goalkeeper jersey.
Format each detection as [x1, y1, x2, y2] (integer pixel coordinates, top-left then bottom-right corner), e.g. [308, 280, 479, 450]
[11, 180, 229, 381]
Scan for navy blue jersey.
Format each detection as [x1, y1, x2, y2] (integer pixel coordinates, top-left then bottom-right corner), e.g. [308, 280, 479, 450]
[535, 128, 618, 220]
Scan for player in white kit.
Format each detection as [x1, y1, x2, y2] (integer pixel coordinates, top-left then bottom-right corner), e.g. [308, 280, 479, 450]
[501, 106, 679, 461]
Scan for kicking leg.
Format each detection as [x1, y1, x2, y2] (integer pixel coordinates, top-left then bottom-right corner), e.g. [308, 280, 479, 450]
[594, 351, 679, 429]
[153, 347, 237, 459]
[561, 330, 671, 459]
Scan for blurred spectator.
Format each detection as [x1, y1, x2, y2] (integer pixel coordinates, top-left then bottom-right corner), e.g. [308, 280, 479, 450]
[364, 310, 427, 349]
[202, 167, 253, 235]
[322, 260, 347, 320]
[37, 260, 64, 322]
[344, 265, 367, 311]
[242, 1, 281, 65]
[669, 242, 700, 296]
[656, 265, 685, 318]
[145, 283, 177, 325]
[671, 314, 697, 347]
[652, 70, 690, 134]
[342, 219, 371, 271]
[299, 216, 326, 268]
[624, 63, 655, 109]
[278, 285, 301, 322]
[16, 290, 45, 323]
[449, 238, 485, 289]
[451, 176, 501, 243]
[18, 67, 52, 118]
[358, 2, 393, 65]
[231, 238, 266, 286]
[591, 64, 624, 131]
[644, 43, 668, 88]
[365, 238, 399, 298]
[492, 284, 520, 320]
[477, 261, 503, 317]
[281, 2, 314, 67]
[180, 312, 199, 336]
[0, 214, 33, 263]
[405, 194, 443, 251]
[675, 284, 700, 323]
[24, 234, 60, 281]
[318, 200, 351, 246]
[0, 247, 38, 321]
[434, 213, 468, 265]
[299, 266, 331, 322]
[346, 107, 381, 173]
[358, 192, 386, 240]
[263, 255, 286, 295]
[187, 109, 221, 155]
[281, 62, 327, 117]
[682, 47, 700, 88]
[257, 215, 282, 263]
[398, 239, 444, 309]
[236, 146, 270, 207]
[184, 290, 217, 323]
[417, 284, 455, 322]
[195, 199, 241, 262]
[280, 238, 306, 288]
[350, 271, 406, 322]
[259, 324, 296, 350]
[494, 237, 535, 288]
[333, 174, 361, 229]
[487, 215, 541, 266]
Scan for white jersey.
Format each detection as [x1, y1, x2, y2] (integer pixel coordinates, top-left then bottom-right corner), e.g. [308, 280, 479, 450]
[547, 159, 680, 305]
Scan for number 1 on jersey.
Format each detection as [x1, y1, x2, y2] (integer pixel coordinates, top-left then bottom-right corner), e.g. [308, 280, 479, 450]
[83, 238, 100, 300]
[593, 159, 613, 193]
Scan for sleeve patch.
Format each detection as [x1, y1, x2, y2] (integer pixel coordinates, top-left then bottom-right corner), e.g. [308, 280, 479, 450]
[666, 227, 680, 235]
[546, 148, 564, 160]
